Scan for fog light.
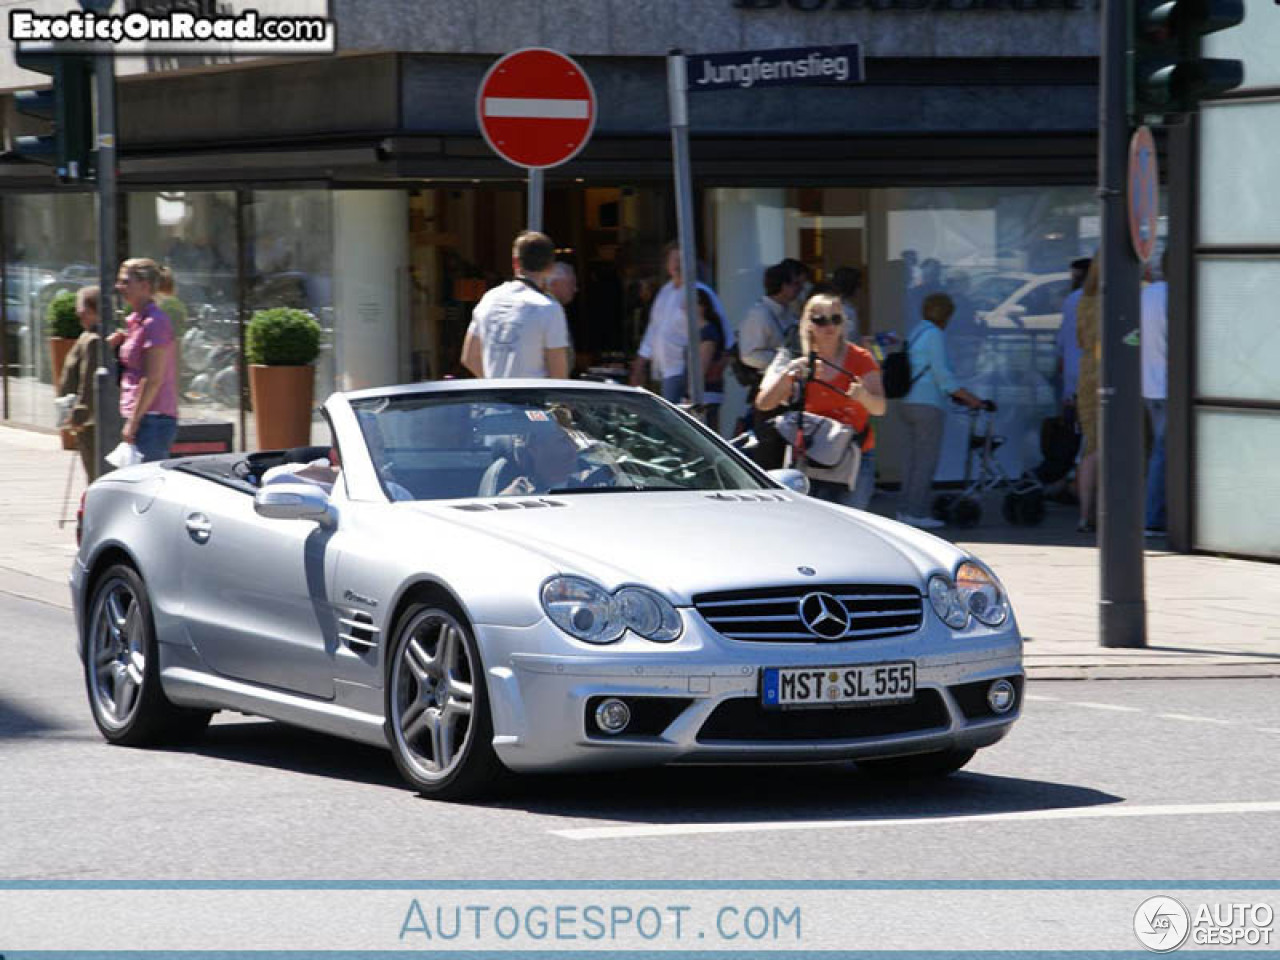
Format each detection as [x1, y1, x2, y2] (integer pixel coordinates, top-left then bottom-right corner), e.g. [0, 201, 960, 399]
[594, 698, 631, 735]
[987, 679, 1016, 715]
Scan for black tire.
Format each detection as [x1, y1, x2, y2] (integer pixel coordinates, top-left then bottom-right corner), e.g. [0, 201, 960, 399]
[1002, 492, 1021, 525]
[951, 496, 982, 528]
[1016, 489, 1046, 526]
[931, 493, 956, 522]
[857, 748, 976, 779]
[384, 599, 507, 800]
[84, 564, 212, 746]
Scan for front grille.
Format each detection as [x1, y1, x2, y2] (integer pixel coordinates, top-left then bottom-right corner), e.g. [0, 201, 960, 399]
[697, 689, 948, 743]
[693, 583, 923, 643]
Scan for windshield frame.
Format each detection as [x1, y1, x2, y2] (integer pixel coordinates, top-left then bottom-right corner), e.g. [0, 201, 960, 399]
[342, 385, 779, 503]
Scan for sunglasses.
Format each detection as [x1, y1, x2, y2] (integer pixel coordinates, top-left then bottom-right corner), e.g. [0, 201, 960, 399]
[809, 313, 844, 328]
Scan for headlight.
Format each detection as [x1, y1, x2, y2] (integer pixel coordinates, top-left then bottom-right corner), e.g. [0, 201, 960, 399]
[955, 561, 1009, 627]
[927, 574, 969, 630]
[541, 576, 623, 644]
[615, 586, 682, 643]
[541, 577, 683, 644]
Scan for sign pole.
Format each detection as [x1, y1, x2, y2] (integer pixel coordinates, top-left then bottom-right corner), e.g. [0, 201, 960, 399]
[526, 167, 544, 233]
[93, 45, 120, 479]
[667, 49, 703, 412]
[1097, 0, 1146, 647]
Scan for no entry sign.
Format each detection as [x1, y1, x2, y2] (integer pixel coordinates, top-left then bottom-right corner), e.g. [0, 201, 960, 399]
[1128, 125, 1159, 264]
[477, 48, 597, 170]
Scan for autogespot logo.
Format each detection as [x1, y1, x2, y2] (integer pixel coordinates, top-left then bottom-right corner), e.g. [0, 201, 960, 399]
[1135, 896, 1191, 952]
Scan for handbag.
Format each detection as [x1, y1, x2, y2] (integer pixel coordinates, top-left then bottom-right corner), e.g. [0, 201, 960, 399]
[770, 410, 864, 489]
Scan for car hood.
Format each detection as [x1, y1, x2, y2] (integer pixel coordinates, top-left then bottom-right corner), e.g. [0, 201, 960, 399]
[410, 491, 965, 604]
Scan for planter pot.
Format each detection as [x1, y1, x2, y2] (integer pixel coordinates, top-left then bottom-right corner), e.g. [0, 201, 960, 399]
[248, 364, 314, 451]
[50, 337, 77, 390]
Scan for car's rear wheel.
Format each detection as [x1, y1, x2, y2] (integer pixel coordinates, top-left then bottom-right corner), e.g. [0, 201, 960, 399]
[856, 747, 976, 779]
[85, 564, 211, 745]
[385, 600, 505, 800]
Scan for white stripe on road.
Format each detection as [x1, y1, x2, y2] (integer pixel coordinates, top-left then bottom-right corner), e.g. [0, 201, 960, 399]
[483, 97, 589, 119]
[1260, 728, 1280, 735]
[1068, 701, 1142, 713]
[1024, 694, 1059, 702]
[551, 800, 1280, 841]
[1157, 713, 1234, 725]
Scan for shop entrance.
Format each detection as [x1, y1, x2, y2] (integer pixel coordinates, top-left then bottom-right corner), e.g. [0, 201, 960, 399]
[406, 183, 672, 382]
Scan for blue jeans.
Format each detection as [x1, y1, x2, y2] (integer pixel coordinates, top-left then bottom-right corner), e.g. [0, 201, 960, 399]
[1145, 398, 1166, 530]
[135, 413, 178, 463]
[659, 373, 686, 403]
[809, 450, 876, 511]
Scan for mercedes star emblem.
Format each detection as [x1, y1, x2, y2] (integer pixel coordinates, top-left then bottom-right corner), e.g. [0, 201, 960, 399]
[799, 592, 851, 639]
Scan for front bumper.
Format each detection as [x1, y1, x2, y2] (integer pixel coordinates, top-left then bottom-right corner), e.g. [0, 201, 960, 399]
[479, 614, 1023, 773]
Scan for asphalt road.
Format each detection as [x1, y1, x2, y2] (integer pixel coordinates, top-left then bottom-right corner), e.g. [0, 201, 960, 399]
[4, 590, 1279, 882]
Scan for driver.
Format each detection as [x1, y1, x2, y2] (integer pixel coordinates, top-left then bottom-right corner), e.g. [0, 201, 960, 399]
[500, 413, 611, 495]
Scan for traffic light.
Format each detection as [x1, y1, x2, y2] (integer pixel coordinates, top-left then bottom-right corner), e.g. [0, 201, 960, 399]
[1130, 0, 1245, 120]
[11, 51, 94, 181]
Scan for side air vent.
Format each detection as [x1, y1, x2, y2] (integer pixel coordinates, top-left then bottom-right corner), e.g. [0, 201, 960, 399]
[452, 499, 568, 513]
[704, 492, 789, 503]
[338, 609, 380, 651]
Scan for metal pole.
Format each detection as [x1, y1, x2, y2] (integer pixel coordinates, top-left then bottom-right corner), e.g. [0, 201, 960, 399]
[94, 49, 120, 479]
[667, 50, 703, 411]
[527, 168, 544, 233]
[1098, 0, 1147, 648]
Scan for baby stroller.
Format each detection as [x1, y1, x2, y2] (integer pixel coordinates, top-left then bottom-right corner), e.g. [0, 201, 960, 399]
[931, 401, 1045, 528]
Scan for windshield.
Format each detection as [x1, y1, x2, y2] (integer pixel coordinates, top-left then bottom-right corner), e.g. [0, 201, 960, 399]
[349, 388, 770, 501]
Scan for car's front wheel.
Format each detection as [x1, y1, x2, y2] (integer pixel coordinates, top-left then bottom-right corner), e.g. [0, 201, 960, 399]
[856, 748, 975, 779]
[385, 600, 505, 800]
[84, 563, 211, 745]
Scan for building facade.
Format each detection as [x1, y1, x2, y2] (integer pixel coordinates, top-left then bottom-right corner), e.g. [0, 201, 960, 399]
[3, 0, 1122, 517]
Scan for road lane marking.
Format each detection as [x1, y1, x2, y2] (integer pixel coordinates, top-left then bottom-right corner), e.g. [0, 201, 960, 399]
[1024, 694, 1059, 702]
[1257, 728, 1280, 735]
[1068, 701, 1142, 713]
[1157, 713, 1234, 725]
[551, 800, 1280, 841]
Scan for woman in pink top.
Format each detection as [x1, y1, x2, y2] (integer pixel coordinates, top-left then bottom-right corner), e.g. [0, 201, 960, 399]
[107, 258, 180, 462]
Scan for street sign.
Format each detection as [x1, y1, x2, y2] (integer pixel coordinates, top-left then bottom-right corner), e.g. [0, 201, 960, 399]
[477, 48, 596, 170]
[687, 44, 864, 93]
[1128, 125, 1159, 263]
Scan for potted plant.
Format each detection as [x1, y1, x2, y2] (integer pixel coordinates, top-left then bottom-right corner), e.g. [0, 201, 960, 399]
[47, 289, 81, 391]
[246, 307, 322, 450]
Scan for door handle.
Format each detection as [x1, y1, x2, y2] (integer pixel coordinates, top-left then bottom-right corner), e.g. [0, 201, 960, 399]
[185, 513, 212, 544]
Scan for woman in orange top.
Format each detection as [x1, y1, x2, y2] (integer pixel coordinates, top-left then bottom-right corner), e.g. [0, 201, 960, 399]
[756, 292, 886, 509]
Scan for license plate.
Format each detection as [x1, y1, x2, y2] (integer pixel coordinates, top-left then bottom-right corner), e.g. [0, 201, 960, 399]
[761, 662, 915, 709]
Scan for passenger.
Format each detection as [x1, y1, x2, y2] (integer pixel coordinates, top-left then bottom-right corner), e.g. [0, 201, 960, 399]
[261, 448, 340, 494]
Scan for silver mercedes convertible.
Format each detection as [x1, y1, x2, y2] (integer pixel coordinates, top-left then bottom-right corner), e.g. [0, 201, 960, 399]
[71, 380, 1023, 799]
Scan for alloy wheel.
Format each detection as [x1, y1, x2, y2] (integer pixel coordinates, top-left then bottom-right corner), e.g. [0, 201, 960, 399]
[390, 609, 477, 782]
[88, 576, 147, 730]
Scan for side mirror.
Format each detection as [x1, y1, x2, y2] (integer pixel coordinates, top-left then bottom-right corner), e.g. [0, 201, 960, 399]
[768, 468, 810, 496]
[254, 483, 335, 526]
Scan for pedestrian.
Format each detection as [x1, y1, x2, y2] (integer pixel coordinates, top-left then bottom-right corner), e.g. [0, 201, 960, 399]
[107, 259, 180, 463]
[696, 288, 727, 433]
[780, 258, 813, 323]
[56, 286, 103, 481]
[755, 292, 886, 510]
[1141, 248, 1169, 536]
[1056, 256, 1090, 420]
[461, 231, 570, 379]
[628, 241, 725, 403]
[547, 260, 578, 374]
[1074, 258, 1102, 532]
[897, 292, 986, 529]
[833, 266, 862, 341]
[736, 262, 804, 468]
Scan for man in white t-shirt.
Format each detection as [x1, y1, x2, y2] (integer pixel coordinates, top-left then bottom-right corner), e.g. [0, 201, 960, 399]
[461, 231, 570, 379]
[629, 243, 726, 403]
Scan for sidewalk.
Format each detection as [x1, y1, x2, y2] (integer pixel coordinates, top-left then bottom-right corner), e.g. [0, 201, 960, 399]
[2, 423, 1278, 681]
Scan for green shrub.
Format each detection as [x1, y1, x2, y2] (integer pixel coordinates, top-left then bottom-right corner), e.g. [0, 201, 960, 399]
[245, 308, 321, 366]
[46, 290, 81, 339]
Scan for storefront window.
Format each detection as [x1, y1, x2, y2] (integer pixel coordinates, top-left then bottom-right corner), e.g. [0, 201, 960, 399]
[2, 193, 97, 428]
[127, 190, 240, 443]
[248, 190, 335, 448]
[709, 185, 1097, 478]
